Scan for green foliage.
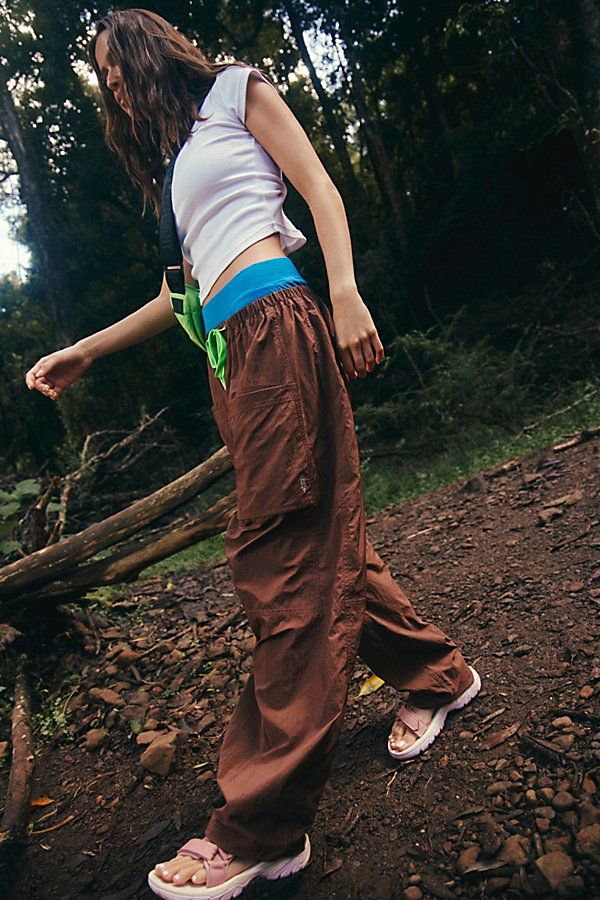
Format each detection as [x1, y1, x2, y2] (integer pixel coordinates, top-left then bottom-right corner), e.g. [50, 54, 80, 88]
[0, 477, 42, 554]
[355, 317, 533, 448]
[360, 382, 600, 516]
[31, 685, 75, 744]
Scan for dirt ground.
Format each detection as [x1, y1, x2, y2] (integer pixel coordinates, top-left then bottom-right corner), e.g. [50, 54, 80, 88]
[1, 430, 599, 899]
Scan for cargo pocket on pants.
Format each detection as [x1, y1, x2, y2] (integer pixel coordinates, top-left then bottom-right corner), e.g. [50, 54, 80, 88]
[228, 382, 319, 522]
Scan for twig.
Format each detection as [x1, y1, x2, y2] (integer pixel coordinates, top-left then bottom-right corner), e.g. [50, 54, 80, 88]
[29, 814, 75, 835]
[550, 520, 599, 552]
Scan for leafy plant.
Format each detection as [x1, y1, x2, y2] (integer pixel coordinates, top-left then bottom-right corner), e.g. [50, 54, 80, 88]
[0, 478, 43, 555]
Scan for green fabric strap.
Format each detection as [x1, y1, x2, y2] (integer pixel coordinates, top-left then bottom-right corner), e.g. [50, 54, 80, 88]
[206, 326, 227, 389]
[170, 284, 228, 389]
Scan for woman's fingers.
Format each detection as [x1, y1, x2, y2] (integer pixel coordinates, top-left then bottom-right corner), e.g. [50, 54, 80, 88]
[339, 345, 355, 380]
[337, 329, 385, 381]
[26, 360, 48, 390]
[372, 330, 385, 364]
[26, 371, 58, 399]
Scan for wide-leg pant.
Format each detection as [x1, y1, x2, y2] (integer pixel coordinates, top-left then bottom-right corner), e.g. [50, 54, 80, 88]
[203, 283, 473, 861]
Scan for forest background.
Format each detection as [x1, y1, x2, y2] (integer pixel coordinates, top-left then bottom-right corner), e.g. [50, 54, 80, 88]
[0, 0, 598, 566]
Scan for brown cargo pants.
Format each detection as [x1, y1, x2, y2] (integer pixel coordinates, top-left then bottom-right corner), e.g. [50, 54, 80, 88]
[203, 282, 473, 861]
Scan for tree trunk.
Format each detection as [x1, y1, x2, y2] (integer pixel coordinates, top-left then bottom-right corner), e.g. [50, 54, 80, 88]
[575, 0, 600, 221]
[0, 78, 73, 345]
[413, 37, 461, 182]
[336, 21, 408, 255]
[283, 0, 366, 208]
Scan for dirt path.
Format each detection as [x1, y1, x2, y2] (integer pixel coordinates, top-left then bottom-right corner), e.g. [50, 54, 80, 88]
[1, 432, 598, 898]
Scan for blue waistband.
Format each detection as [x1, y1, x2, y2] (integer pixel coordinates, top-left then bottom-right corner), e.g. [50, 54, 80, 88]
[201, 256, 307, 333]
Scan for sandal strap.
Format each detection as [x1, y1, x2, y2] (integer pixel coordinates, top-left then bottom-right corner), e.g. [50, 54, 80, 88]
[177, 838, 235, 888]
[395, 706, 428, 737]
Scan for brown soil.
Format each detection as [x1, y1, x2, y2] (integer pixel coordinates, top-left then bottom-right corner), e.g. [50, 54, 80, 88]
[1, 432, 598, 899]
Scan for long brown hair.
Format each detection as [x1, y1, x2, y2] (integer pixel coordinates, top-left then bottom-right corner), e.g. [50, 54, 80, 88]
[88, 8, 273, 219]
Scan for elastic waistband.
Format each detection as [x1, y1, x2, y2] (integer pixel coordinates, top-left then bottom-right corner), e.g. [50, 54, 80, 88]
[201, 256, 307, 332]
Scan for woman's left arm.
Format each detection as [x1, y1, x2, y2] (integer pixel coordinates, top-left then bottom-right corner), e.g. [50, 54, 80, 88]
[245, 73, 384, 380]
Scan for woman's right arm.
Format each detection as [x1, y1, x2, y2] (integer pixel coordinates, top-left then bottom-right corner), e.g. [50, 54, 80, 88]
[26, 269, 187, 400]
[75, 274, 176, 361]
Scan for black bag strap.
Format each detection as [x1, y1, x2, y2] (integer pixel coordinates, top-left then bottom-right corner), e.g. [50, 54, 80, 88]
[159, 75, 217, 306]
[159, 152, 185, 300]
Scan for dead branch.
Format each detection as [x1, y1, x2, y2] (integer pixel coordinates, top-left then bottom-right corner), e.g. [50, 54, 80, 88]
[0, 446, 232, 604]
[2, 490, 237, 616]
[0, 654, 34, 845]
[553, 425, 600, 451]
[518, 394, 600, 437]
[47, 407, 171, 546]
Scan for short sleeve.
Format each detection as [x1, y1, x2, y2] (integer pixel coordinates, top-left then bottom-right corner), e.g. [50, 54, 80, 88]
[216, 65, 275, 126]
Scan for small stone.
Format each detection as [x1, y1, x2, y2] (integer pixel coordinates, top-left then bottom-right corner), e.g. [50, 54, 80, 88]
[579, 685, 594, 699]
[456, 844, 480, 875]
[480, 818, 503, 856]
[534, 851, 574, 890]
[115, 646, 141, 665]
[545, 836, 571, 854]
[118, 704, 147, 724]
[579, 802, 600, 828]
[575, 822, 600, 864]
[552, 716, 573, 729]
[552, 791, 575, 811]
[536, 818, 551, 833]
[88, 687, 125, 708]
[553, 733, 575, 750]
[140, 731, 178, 776]
[499, 834, 530, 866]
[136, 729, 169, 745]
[536, 806, 556, 820]
[539, 787, 555, 803]
[408, 874, 422, 885]
[525, 789, 537, 806]
[486, 781, 512, 796]
[582, 777, 596, 796]
[196, 769, 215, 786]
[81, 727, 107, 751]
[403, 889, 423, 900]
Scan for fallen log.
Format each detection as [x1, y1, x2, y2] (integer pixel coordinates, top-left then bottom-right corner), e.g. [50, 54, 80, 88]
[0, 653, 34, 845]
[2, 490, 237, 616]
[0, 446, 232, 604]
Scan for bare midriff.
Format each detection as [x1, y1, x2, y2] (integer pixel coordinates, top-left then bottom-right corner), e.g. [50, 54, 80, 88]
[202, 233, 287, 306]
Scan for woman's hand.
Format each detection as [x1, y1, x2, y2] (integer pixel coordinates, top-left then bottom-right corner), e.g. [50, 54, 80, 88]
[331, 289, 385, 380]
[25, 345, 94, 401]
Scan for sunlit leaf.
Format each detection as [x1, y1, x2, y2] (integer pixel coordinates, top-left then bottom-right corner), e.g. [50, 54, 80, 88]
[31, 797, 54, 807]
[357, 674, 385, 697]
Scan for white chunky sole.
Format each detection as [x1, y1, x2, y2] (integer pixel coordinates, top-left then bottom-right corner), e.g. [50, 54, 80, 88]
[147, 833, 311, 900]
[388, 665, 482, 762]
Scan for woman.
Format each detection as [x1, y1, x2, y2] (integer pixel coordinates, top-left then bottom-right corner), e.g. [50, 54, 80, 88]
[25, 10, 480, 900]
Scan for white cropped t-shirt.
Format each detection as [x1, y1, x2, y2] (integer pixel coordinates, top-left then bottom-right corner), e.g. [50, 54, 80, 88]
[171, 64, 307, 304]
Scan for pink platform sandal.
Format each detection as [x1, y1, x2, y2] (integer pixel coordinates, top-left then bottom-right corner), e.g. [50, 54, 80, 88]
[388, 665, 481, 762]
[147, 834, 311, 900]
